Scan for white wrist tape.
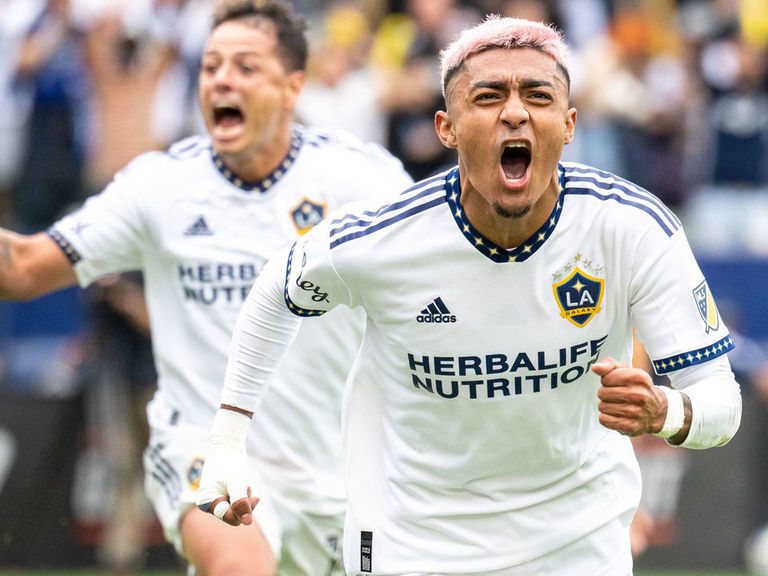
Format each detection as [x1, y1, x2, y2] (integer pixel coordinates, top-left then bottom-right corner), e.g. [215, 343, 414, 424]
[210, 407, 251, 445]
[653, 386, 685, 439]
[196, 408, 251, 514]
[212, 500, 230, 520]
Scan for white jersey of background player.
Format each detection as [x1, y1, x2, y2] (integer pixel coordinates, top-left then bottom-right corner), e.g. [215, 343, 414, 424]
[48, 124, 412, 568]
[198, 16, 741, 576]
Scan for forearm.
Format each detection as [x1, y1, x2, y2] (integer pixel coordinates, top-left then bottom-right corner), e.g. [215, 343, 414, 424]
[219, 250, 302, 411]
[0, 230, 77, 300]
[665, 356, 742, 449]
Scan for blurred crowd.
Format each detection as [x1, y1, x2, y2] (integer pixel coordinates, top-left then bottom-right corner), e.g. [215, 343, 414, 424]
[1, 0, 768, 234]
[1, 0, 768, 572]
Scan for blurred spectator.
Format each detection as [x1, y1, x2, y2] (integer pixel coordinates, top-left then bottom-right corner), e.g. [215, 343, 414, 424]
[0, 0, 42, 225]
[697, 26, 768, 186]
[675, 0, 768, 256]
[370, 0, 479, 179]
[81, 5, 179, 190]
[12, 0, 91, 232]
[295, 1, 388, 144]
[573, 1, 695, 210]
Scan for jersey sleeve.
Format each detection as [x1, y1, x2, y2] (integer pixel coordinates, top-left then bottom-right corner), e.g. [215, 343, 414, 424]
[219, 220, 354, 411]
[630, 226, 741, 448]
[629, 227, 733, 375]
[47, 156, 155, 286]
[282, 216, 356, 316]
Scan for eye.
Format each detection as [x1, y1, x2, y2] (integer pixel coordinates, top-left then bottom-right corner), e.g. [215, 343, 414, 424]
[528, 90, 554, 102]
[238, 59, 261, 75]
[474, 91, 500, 103]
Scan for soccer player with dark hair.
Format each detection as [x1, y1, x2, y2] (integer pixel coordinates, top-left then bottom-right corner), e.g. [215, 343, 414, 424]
[0, 1, 412, 574]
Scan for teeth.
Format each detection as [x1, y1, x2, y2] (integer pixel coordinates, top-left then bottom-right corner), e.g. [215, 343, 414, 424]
[213, 124, 243, 137]
[505, 142, 528, 149]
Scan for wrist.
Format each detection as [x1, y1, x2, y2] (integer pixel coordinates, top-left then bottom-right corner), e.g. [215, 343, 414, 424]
[210, 406, 251, 445]
[652, 386, 685, 439]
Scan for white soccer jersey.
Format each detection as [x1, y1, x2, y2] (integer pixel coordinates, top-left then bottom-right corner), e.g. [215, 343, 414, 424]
[48, 125, 413, 516]
[222, 162, 738, 574]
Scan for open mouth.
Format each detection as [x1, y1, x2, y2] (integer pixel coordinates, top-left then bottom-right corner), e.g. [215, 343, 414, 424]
[213, 103, 244, 136]
[501, 142, 531, 182]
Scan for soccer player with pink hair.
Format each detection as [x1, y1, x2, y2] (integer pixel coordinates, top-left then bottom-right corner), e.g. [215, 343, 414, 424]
[199, 16, 741, 575]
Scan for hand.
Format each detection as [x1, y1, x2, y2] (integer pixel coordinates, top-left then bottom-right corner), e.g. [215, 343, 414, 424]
[202, 488, 260, 526]
[592, 357, 666, 436]
[196, 407, 256, 526]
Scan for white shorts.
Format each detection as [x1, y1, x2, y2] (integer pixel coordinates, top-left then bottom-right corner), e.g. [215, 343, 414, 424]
[269, 491, 345, 576]
[143, 421, 346, 575]
[142, 423, 282, 558]
[346, 511, 633, 576]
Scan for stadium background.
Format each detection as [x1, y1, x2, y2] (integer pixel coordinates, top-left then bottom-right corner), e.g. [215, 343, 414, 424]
[1, 0, 767, 573]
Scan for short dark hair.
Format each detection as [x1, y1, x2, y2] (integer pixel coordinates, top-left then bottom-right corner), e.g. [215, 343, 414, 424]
[211, 0, 308, 72]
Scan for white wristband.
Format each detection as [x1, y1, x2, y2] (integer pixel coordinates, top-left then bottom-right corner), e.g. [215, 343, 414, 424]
[652, 386, 685, 439]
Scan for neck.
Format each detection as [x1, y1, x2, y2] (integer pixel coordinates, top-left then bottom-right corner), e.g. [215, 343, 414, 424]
[462, 172, 561, 250]
[216, 127, 295, 184]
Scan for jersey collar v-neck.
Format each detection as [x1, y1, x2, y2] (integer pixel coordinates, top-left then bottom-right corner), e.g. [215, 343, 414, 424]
[444, 165, 565, 263]
[211, 128, 303, 193]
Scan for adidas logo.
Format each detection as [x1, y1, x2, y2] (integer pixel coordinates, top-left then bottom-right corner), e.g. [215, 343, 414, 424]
[416, 297, 456, 323]
[184, 216, 214, 236]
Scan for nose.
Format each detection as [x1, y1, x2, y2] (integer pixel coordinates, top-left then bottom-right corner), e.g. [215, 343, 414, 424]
[500, 94, 529, 128]
[211, 62, 235, 88]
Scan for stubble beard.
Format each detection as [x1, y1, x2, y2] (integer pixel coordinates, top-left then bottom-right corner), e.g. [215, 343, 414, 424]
[492, 201, 532, 220]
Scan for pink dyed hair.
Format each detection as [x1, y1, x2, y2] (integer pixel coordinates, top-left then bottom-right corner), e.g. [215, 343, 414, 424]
[440, 15, 571, 96]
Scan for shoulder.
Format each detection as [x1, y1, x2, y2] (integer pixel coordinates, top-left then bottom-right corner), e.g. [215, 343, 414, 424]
[120, 135, 212, 173]
[325, 169, 451, 250]
[296, 124, 401, 165]
[560, 161, 681, 238]
[115, 135, 212, 184]
[167, 134, 213, 160]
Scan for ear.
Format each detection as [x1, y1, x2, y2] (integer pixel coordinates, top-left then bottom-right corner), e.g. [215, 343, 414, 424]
[435, 110, 457, 149]
[563, 107, 577, 145]
[284, 70, 306, 109]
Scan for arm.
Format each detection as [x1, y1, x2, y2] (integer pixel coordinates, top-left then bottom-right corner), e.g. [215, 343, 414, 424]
[593, 354, 740, 448]
[0, 230, 77, 300]
[197, 216, 355, 523]
[196, 248, 303, 524]
[609, 218, 742, 448]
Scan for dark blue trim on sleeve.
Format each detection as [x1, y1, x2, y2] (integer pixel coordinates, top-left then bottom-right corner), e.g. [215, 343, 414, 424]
[46, 228, 81, 265]
[652, 335, 735, 374]
[283, 242, 328, 317]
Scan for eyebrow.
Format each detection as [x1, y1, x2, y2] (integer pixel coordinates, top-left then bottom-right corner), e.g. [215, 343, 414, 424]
[471, 78, 555, 91]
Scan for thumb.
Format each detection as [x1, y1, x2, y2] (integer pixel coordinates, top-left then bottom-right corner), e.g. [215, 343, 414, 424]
[228, 486, 258, 526]
[591, 356, 622, 376]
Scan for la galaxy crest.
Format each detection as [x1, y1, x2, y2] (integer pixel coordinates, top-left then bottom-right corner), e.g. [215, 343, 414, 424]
[693, 280, 719, 332]
[552, 255, 605, 327]
[291, 198, 326, 235]
[187, 456, 204, 489]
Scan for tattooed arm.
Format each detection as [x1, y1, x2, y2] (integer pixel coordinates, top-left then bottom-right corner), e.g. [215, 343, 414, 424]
[0, 230, 77, 300]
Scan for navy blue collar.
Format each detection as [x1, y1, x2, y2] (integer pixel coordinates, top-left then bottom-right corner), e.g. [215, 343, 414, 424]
[212, 129, 302, 193]
[444, 165, 565, 262]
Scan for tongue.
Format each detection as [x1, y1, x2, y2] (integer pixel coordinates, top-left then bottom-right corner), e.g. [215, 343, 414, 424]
[217, 115, 242, 129]
[502, 156, 527, 180]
